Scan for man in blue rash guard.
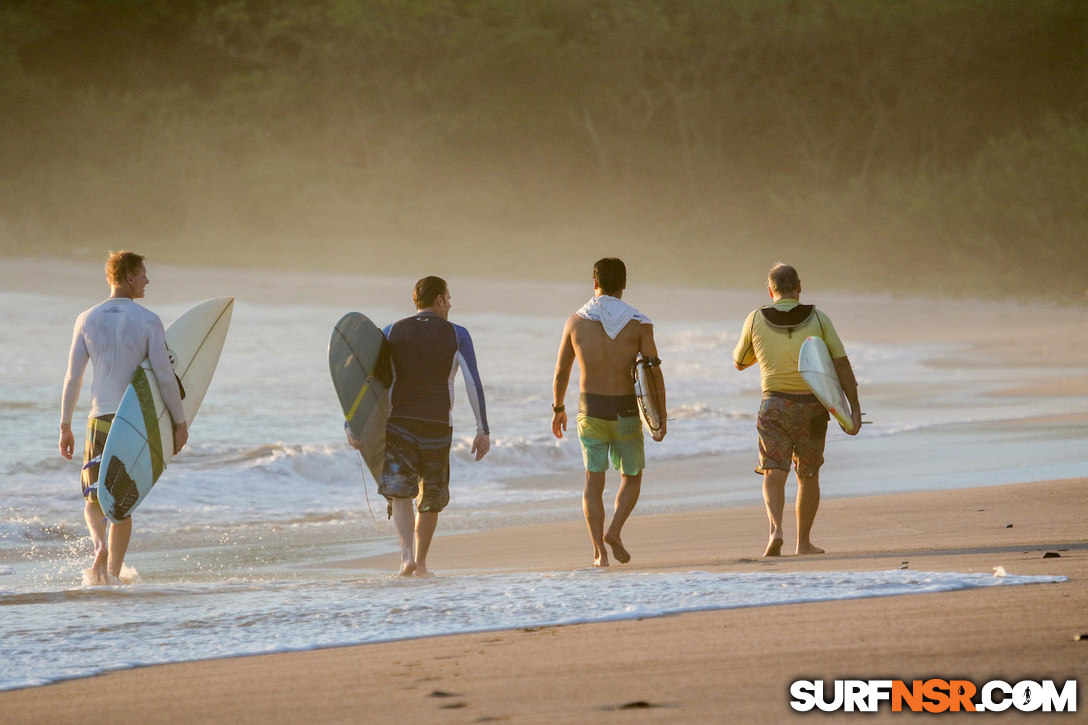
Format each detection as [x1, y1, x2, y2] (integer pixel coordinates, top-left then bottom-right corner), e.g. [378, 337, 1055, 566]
[351, 276, 490, 577]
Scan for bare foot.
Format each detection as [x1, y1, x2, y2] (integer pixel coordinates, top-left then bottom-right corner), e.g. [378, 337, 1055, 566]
[398, 562, 417, 577]
[604, 534, 631, 564]
[82, 567, 109, 586]
[763, 538, 784, 557]
[593, 549, 610, 568]
[84, 545, 110, 585]
[796, 543, 825, 556]
[92, 545, 108, 578]
[413, 568, 435, 578]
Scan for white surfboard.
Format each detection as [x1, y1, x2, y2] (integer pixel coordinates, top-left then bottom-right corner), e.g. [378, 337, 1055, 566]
[98, 298, 234, 522]
[798, 336, 855, 434]
[632, 357, 666, 441]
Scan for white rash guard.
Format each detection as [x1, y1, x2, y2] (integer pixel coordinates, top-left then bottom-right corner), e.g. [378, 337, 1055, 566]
[61, 298, 186, 425]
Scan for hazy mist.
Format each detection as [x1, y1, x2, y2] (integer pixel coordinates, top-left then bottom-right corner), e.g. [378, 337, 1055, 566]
[1, 1, 1085, 297]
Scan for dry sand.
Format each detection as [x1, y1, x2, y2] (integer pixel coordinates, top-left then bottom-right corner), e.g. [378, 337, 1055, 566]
[3, 478, 1085, 723]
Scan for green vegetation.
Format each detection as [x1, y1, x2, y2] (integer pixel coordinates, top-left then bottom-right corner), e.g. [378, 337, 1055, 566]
[1, 1, 1085, 297]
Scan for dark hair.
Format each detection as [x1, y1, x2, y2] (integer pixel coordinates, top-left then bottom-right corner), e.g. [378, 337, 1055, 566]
[413, 276, 448, 309]
[106, 250, 145, 286]
[593, 258, 626, 296]
[768, 263, 801, 296]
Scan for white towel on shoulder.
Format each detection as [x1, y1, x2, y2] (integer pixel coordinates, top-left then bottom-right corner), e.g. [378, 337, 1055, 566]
[576, 295, 652, 340]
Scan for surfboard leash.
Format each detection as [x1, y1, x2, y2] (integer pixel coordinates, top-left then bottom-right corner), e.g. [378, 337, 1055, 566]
[355, 452, 391, 532]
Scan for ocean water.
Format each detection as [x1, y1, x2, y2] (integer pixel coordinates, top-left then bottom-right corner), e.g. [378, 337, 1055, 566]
[2, 569, 1063, 691]
[1, 266, 1085, 691]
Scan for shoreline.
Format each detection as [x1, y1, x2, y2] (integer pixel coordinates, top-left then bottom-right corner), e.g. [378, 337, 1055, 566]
[4, 478, 1086, 723]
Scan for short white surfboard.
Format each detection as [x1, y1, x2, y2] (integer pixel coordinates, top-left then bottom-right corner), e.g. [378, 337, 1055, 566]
[632, 357, 666, 441]
[798, 335, 855, 434]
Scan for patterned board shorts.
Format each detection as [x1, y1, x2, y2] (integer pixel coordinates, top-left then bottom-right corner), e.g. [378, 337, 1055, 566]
[81, 415, 114, 502]
[576, 394, 645, 476]
[756, 393, 829, 478]
[577, 413, 645, 476]
[379, 418, 453, 513]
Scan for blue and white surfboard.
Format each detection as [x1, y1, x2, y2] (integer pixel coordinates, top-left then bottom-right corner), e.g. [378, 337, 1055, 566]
[98, 297, 233, 522]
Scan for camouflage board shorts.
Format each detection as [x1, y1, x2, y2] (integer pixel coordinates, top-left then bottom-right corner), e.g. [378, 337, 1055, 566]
[380, 417, 453, 513]
[80, 415, 114, 501]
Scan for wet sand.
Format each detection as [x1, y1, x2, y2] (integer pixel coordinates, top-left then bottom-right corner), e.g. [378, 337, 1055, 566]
[3, 477, 1086, 723]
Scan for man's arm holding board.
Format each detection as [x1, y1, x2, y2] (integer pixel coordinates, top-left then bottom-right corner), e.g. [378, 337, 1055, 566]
[820, 313, 862, 436]
[639, 323, 667, 441]
[832, 356, 862, 436]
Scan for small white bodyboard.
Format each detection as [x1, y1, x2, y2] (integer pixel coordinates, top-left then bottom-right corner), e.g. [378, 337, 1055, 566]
[798, 336, 855, 433]
[632, 357, 665, 440]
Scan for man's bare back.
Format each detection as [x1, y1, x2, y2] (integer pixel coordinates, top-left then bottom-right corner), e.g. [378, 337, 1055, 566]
[550, 259, 667, 568]
[561, 315, 655, 396]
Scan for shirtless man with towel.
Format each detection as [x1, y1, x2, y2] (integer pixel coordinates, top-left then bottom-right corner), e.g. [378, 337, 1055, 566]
[551, 258, 666, 567]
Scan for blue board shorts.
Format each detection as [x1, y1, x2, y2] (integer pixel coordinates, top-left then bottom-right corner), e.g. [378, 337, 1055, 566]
[380, 418, 453, 513]
[756, 392, 829, 478]
[577, 394, 645, 476]
[81, 415, 113, 502]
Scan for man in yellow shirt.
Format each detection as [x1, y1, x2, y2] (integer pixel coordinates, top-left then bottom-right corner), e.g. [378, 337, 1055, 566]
[734, 264, 861, 557]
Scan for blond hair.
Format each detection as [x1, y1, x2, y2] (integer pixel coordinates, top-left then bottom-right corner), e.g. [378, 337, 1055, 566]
[105, 250, 145, 286]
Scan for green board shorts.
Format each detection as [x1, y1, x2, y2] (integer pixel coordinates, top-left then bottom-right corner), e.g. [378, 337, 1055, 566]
[577, 393, 645, 476]
[81, 414, 114, 502]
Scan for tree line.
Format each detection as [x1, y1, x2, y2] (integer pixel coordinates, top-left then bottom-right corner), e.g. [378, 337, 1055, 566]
[1, 0, 1085, 296]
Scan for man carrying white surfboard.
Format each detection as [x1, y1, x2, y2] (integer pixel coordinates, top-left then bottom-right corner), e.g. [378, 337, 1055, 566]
[551, 257, 666, 568]
[59, 251, 188, 585]
[733, 263, 861, 558]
